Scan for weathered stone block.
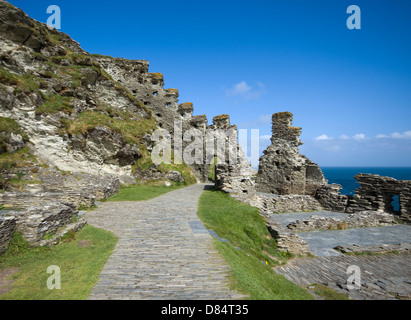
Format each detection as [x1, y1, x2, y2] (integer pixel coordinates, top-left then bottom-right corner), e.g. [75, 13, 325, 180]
[0, 215, 16, 255]
[11, 202, 78, 244]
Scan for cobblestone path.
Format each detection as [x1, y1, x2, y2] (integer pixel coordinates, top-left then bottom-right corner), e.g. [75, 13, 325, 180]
[85, 184, 245, 300]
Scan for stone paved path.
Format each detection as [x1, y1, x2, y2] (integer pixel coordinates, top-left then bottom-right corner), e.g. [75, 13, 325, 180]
[275, 254, 411, 300]
[85, 184, 245, 300]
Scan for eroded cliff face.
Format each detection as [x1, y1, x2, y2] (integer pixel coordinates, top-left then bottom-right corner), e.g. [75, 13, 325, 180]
[0, 1, 249, 185]
[0, 1, 155, 181]
[256, 112, 327, 195]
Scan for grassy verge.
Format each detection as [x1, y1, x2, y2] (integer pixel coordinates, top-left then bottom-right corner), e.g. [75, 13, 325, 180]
[0, 225, 117, 300]
[308, 284, 350, 300]
[106, 181, 186, 202]
[197, 188, 313, 300]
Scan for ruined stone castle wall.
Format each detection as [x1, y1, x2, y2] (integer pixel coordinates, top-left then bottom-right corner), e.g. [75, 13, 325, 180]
[96, 57, 248, 182]
[315, 174, 411, 223]
[256, 112, 327, 195]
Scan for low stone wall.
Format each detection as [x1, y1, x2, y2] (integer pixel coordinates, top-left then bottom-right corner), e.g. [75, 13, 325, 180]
[265, 217, 310, 255]
[287, 211, 396, 232]
[315, 174, 411, 224]
[0, 215, 16, 255]
[334, 243, 411, 255]
[10, 202, 78, 244]
[0, 191, 95, 210]
[35, 218, 87, 247]
[256, 193, 323, 215]
[315, 184, 349, 212]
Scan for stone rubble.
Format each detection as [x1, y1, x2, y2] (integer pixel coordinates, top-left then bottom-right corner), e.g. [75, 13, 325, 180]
[265, 217, 311, 255]
[334, 243, 411, 255]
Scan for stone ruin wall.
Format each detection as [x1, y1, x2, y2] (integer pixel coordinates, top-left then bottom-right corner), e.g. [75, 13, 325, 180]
[96, 57, 249, 182]
[256, 112, 327, 196]
[316, 174, 411, 223]
[0, 215, 16, 255]
[214, 111, 411, 255]
[0, 173, 120, 253]
[0, 191, 95, 210]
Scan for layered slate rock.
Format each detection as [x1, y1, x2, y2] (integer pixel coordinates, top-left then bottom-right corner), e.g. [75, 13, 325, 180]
[256, 112, 327, 195]
[10, 202, 78, 245]
[0, 215, 16, 254]
[265, 217, 310, 255]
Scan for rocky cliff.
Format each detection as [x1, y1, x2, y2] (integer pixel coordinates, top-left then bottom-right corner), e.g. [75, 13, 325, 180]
[0, 1, 248, 187]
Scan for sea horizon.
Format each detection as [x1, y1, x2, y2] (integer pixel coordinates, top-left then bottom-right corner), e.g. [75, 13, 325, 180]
[320, 166, 411, 196]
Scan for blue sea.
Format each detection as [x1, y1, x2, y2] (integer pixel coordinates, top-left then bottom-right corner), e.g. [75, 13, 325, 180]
[321, 167, 411, 196]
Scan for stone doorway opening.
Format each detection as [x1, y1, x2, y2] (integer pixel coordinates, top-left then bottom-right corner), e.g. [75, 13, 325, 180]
[390, 194, 400, 214]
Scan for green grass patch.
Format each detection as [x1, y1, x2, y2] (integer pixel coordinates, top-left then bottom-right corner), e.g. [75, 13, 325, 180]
[158, 162, 197, 185]
[0, 117, 30, 153]
[0, 147, 37, 172]
[132, 145, 153, 173]
[67, 111, 156, 146]
[36, 94, 73, 115]
[207, 156, 220, 181]
[309, 284, 350, 300]
[198, 188, 313, 300]
[0, 67, 39, 93]
[0, 225, 118, 300]
[106, 181, 186, 202]
[0, 117, 27, 138]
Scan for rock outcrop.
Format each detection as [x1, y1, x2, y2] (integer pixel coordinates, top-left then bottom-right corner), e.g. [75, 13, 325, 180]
[256, 112, 327, 195]
[0, 1, 250, 185]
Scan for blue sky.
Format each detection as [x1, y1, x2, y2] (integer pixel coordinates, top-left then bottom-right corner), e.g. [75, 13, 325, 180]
[8, 0, 411, 167]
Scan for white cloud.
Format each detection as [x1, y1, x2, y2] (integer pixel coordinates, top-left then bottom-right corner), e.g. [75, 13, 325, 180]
[376, 134, 389, 139]
[225, 81, 265, 100]
[353, 133, 366, 141]
[226, 81, 251, 96]
[340, 134, 350, 140]
[391, 131, 411, 139]
[314, 134, 333, 141]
